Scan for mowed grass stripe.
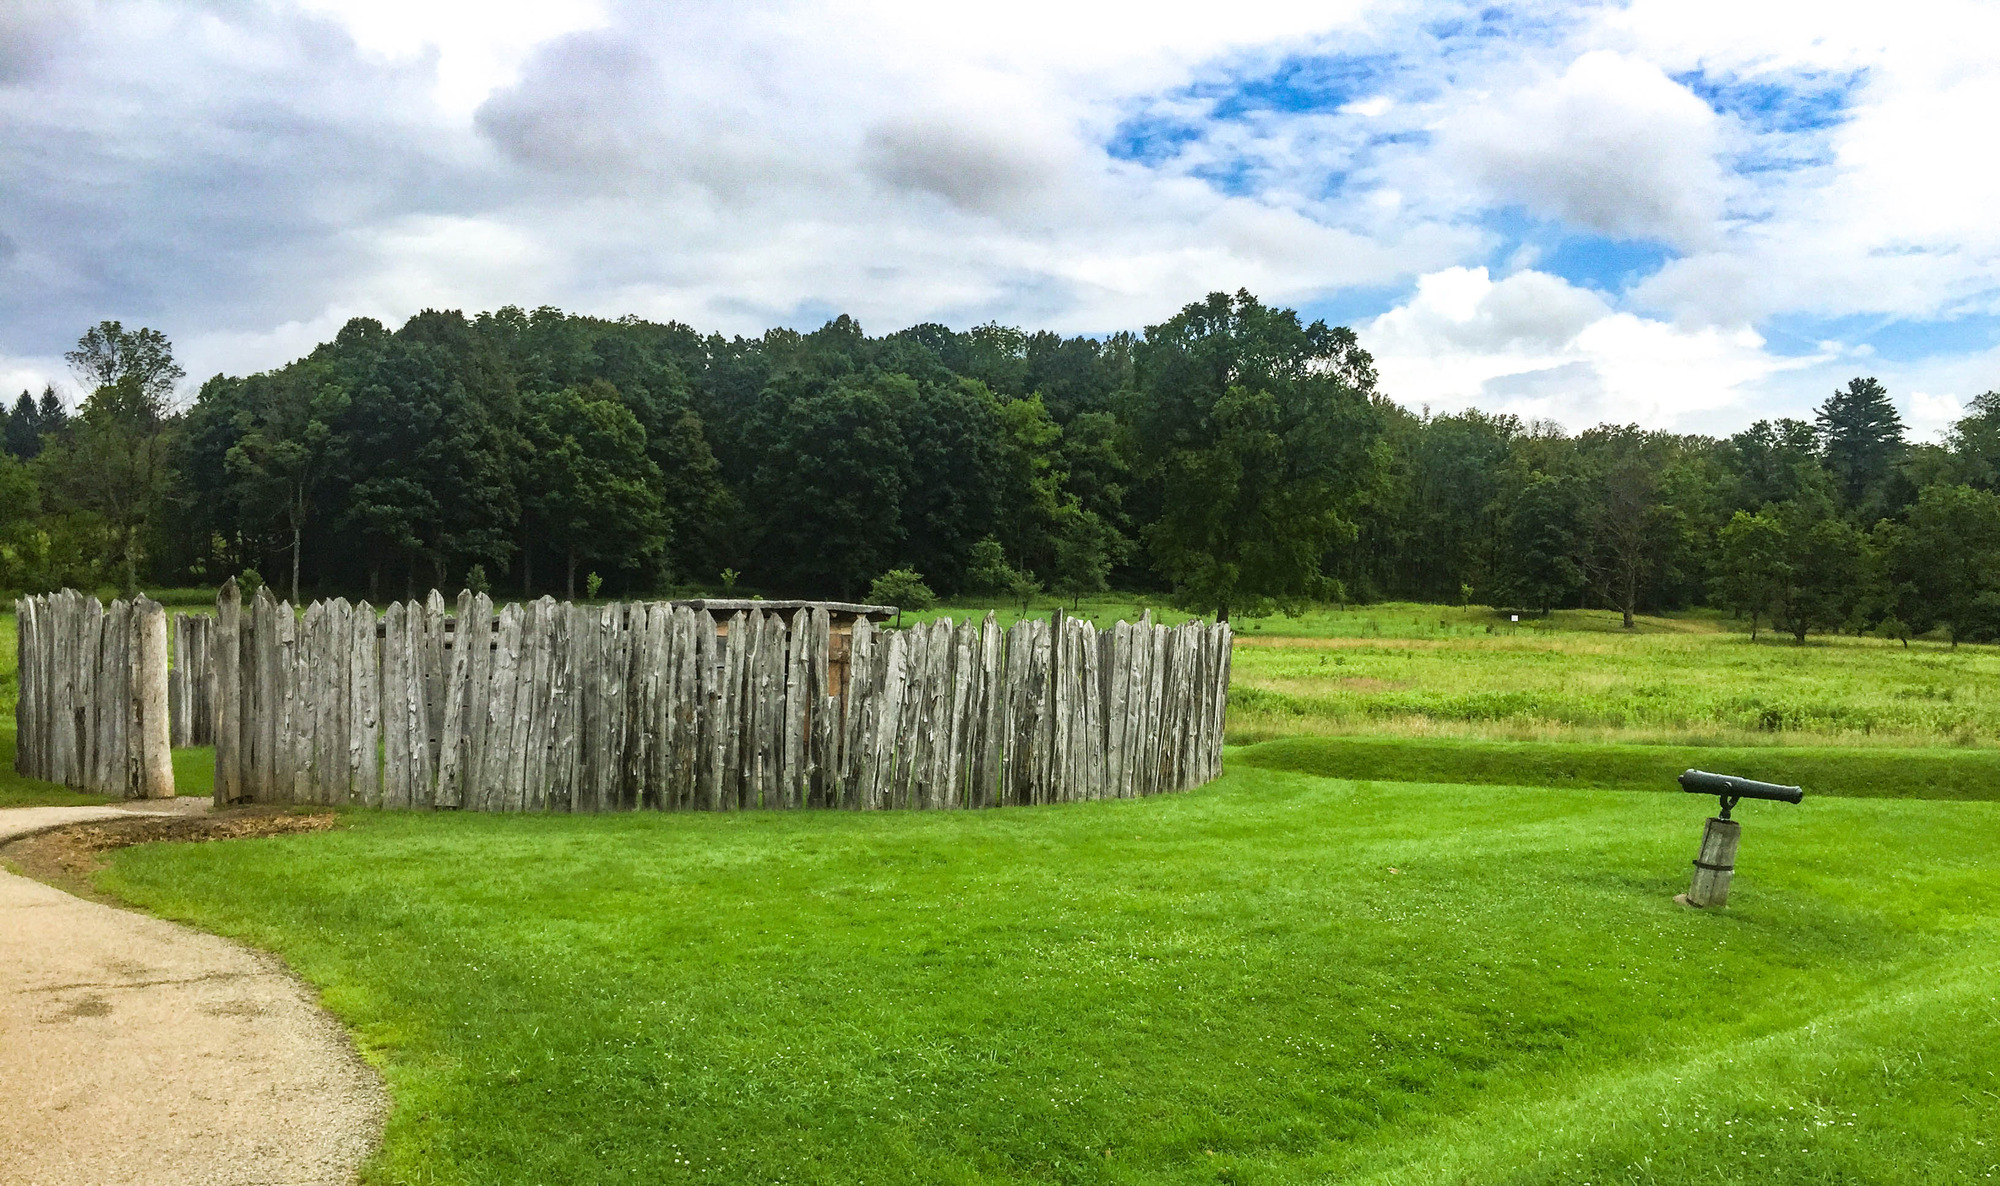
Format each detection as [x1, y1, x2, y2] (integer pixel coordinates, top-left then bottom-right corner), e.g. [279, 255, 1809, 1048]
[1235, 735, 2000, 801]
[100, 768, 2000, 1184]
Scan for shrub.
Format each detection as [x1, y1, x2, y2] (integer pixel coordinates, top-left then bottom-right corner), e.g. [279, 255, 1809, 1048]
[868, 567, 936, 611]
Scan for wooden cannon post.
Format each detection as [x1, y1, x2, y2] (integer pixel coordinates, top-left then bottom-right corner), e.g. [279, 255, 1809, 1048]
[1674, 770, 1802, 909]
[1679, 816, 1741, 908]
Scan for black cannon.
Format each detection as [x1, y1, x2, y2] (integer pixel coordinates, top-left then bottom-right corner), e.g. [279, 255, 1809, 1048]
[1675, 770, 1803, 909]
[1678, 769, 1804, 820]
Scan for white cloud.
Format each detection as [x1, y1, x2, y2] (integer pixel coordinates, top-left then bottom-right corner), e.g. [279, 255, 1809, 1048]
[0, 352, 70, 407]
[1432, 50, 1727, 248]
[1361, 266, 1819, 428]
[295, 0, 609, 115]
[1603, 0, 2000, 326]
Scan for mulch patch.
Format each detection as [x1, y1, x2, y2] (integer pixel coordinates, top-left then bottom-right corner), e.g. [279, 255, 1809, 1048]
[1, 810, 338, 903]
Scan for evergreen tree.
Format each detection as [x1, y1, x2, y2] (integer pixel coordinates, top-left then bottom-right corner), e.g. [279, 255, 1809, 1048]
[1817, 377, 1905, 515]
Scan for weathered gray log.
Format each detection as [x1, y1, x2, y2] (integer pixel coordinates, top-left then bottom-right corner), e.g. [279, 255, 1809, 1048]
[640, 603, 669, 809]
[479, 602, 522, 811]
[169, 614, 189, 749]
[132, 598, 174, 799]
[717, 611, 746, 810]
[421, 590, 447, 776]
[694, 609, 722, 810]
[778, 609, 806, 809]
[197, 614, 217, 745]
[916, 618, 952, 809]
[896, 624, 934, 810]
[841, 618, 875, 807]
[381, 601, 411, 808]
[805, 609, 832, 808]
[16, 598, 38, 779]
[867, 628, 904, 810]
[1683, 817, 1741, 908]
[516, 599, 553, 812]
[672, 607, 701, 809]
[547, 602, 581, 811]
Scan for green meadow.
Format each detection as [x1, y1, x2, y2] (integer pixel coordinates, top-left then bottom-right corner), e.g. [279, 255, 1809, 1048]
[6, 597, 2000, 1181]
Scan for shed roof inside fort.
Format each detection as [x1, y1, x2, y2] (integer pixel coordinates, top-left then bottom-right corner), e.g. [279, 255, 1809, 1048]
[671, 599, 897, 623]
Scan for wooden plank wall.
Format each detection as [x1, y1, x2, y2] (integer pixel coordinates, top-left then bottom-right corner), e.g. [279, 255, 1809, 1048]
[13, 589, 175, 798]
[202, 582, 1232, 812]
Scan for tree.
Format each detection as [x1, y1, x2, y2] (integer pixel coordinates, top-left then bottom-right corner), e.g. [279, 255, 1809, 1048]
[1883, 484, 2000, 646]
[1713, 510, 1785, 639]
[0, 453, 43, 588]
[1947, 391, 2000, 491]
[1129, 290, 1381, 621]
[1490, 473, 1586, 615]
[1711, 499, 1862, 643]
[1817, 377, 1904, 516]
[38, 323, 184, 593]
[66, 322, 183, 410]
[520, 382, 666, 599]
[224, 366, 348, 600]
[964, 536, 1021, 597]
[1725, 418, 1828, 509]
[1050, 503, 1123, 608]
[1776, 505, 1864, 643]
[738, 373, 913, 597]
[1577, 426, 1675, 629]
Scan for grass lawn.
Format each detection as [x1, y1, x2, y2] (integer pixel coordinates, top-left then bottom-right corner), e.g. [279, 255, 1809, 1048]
[103, 767, 2000, 1185]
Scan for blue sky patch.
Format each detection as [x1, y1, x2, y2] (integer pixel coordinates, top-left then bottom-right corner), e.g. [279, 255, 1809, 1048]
[1675, 68, 1865, 134]
[1764, 311, 2000, 363]
[1480, 209, 1675, 293]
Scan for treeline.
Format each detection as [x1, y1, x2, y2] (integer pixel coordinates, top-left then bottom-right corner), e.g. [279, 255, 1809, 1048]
[4, 292, 1999, 641]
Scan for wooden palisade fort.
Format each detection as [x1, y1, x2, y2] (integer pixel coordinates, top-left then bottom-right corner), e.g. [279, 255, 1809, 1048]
[17, 583, 1231, 810]
[12, 590, 175, 798]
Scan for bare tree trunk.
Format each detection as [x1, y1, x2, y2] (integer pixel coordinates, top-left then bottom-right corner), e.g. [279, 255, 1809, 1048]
[291, 523, 302, 602]
[566, 549, 577, 601]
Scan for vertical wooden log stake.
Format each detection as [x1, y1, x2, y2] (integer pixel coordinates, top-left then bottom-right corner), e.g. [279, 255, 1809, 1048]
[1679, 817, 1741, 908]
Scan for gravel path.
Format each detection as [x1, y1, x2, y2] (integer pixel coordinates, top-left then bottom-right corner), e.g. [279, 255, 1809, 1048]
[0, 801, 385, 1185]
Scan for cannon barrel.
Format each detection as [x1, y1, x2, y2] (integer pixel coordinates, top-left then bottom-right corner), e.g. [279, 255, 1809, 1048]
[1678, 769, 1803, 805]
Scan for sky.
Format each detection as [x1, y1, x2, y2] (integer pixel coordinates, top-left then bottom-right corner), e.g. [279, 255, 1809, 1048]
[2, 1, 1997, 438]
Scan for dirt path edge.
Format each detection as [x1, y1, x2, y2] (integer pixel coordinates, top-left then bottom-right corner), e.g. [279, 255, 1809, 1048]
[0, 803, 388, 1186]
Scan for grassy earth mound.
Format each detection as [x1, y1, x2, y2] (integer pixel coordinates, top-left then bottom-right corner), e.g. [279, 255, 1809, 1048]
[1233, 735, 2000, 801]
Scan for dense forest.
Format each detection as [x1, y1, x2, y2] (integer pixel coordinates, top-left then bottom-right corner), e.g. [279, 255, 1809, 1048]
[4, 291, 2000, 641]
